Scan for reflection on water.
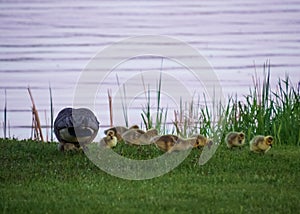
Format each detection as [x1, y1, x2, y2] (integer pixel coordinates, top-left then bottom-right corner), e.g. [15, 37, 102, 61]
[0, 0, 300, 140]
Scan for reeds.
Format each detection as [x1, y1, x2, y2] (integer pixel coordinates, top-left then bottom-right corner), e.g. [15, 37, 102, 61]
[131, 61, 300, 146]
[3, 89, 7, 139]
[140, 71, 168, 132]
[141, 85, 153, 130]
[272, 75, 300, 145]
[107, 89, 113, 127]
[28, 87, 44, 142]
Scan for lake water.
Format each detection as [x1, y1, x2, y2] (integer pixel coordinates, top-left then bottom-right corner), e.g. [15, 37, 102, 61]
[0, 0, 300, 140]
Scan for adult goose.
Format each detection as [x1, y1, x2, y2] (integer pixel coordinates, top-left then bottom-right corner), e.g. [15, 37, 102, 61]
[54, 107, 99, 151]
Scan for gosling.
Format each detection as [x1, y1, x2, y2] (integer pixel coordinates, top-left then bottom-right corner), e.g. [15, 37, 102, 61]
[122, 128, 158, 145]
[104, 125, 139, 142]
[99, 130, 118, 148]
[250, 135, 274, 154]
[154, 134, 212, 153]
[225, 131, 245, 149]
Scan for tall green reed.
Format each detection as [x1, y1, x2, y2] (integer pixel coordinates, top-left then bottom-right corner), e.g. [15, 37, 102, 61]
[140, 72, 168, 133]
[4, 89, 7, 139]
[272, 76, 300, 145]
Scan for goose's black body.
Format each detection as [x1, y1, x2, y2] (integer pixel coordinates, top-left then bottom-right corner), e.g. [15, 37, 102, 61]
[54, 108, 99, 151]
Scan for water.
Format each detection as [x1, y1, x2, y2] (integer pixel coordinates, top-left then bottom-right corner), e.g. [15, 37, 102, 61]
[0, 0, 300, 140]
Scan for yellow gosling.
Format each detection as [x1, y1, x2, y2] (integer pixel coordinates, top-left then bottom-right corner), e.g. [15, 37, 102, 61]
[194, 134, 213, 149]
[250, 135, 274, 154]
[99, 130, 118, 148]
[225, 131, 245, 149]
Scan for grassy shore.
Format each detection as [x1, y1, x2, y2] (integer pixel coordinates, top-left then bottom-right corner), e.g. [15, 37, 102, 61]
[1, 139, 299, 214]
[1, 64, 299, 213]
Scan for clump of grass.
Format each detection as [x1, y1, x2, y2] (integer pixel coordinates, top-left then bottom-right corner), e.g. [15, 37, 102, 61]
[140, 71, 168, 133]
[223, 63, 274, 139]
[272, 76, 300, 145]
[221, 61, 300, 145]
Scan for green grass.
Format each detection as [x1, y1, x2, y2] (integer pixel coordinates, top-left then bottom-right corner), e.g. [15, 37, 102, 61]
[221, 65, 300, 146]
[1, 139, 300, 213]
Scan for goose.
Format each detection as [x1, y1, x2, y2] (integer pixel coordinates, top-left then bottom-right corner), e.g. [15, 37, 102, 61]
[54, 107, 99, 151]
[225, 131, 245, 149]
[250, 135, 274, 154]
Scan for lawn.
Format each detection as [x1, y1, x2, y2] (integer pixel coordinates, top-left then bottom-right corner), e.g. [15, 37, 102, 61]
[1, 139, 299, 214]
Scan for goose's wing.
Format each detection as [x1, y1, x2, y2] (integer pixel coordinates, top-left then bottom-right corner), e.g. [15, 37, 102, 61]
[72, 108, 99, 131]
[54, 108, 73, 142]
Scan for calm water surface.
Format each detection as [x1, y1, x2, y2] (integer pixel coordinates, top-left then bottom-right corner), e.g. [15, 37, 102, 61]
[0, 0, 300, 140]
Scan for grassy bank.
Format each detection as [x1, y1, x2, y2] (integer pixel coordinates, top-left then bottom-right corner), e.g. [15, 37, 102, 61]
[1, 139, 299, 213]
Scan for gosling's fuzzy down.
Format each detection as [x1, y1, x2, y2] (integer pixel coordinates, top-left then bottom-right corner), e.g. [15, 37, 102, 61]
[250, 135, 274, 154]
[99, 130, 118, 148]
[104, 125, 139, 142]
[122, 128, 159, 145]
[154, 134, 212, 152]
[225, 131, 245, 149]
